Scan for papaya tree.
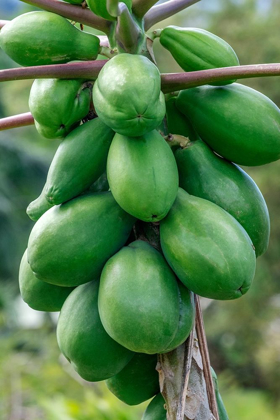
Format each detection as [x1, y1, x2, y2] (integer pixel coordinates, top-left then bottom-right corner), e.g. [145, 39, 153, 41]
[1, 1, 280, 419]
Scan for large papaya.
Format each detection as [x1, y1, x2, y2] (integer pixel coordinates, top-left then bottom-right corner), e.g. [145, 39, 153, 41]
[57, 281, 134, 382]
[175, 139, 270, 257]
[27, 192, 135, 287]
[87, 0, 132, 20]
[176, 84, 280, 166]
[0, 12, 100, 66]
[211, 368, 229, 420]
[29, 79, 92, 139]
[106, 353, 159, 405]
[19, 250, 74, 312]
[41, 118, 114, 205]
[160, 189, 256, 300]
[92, 54, 165, 136]
[107, 130, 178, 222]
[142, 393, 166, 420]
[160, 26, 239, 85]
[99, 240, 194, 354]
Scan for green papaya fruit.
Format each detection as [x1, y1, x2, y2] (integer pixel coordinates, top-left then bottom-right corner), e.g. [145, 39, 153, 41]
[87, 0, 132, 20]
[175, 139, 270, 257]
[211, 368, 229, 420]
[57, 281, 134, 382]
[42, 118, 114, 205]
[29, 79, 92, 139]
[160, 27, 239, 86]
[26, 192, 53, 222]
[106, 353, 159, 405]
[142, 393, 166, 420]
[107, 130, 178, 222]
[165, 96, 198, 140]
[99, 240, 194, 354]
[160, 189, 256, 300]
[92, 54, 166, 137]
[176, 84, 280, 166]
[0, 12, 100, 66]
[19, 250, 74, 312]
[27, 192, 135, 287]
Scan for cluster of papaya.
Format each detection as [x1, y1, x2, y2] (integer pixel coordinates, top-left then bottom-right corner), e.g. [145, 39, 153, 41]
[1, 1, 279, 418]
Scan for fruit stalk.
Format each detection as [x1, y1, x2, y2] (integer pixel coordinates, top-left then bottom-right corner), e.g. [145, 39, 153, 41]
[145, 0, 201, 31]
[0, 112, 34, 131]
[116, 3, 143, 53]
[20, 0, 112, 33]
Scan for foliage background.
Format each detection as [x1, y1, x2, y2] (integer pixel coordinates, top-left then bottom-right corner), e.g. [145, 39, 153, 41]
[0, 0, 280, 419]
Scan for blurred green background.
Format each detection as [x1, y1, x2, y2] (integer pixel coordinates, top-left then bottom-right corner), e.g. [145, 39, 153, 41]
[0, 0, 280, 419]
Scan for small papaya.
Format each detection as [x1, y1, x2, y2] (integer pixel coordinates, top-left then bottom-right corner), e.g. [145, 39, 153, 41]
[176, 84, 280, 166]
[93, 54, 165, 136]
[27, 192, 135, 287]
[211, 367, 229, 420]
[42, 118, 114, 205]
[19, 250, 74, 312]
[99, 240, 194, 354]
[29, 79, 92, 139]
[107, 130, 178, 222]
[106, 353, 159, 405]
[160, 26, 239, 85]
[57, 281, 134, 382]
[160, 189, 256, 300]
[142, 393, 166, 420]
[175, 139, 270, 257]
[87, 0, 132, 20]
[0, 12, 100, 66]
[26, 192, 53, 222]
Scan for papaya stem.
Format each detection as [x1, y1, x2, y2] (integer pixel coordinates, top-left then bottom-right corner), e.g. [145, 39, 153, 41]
[146, 28, 162, 41]
[100, 46, 118, 58]
[145, 0, 201, 31]
[0, 112, 34, 131]
[0, 61, 106, 83]
[0, 20, 9, 28]
[195, 296, 220, 420]
[132, 0, 159, 19]
[20, 0, 112, 34]
[165, 134, 191, 149]
[161, 63, 280, 93]
[116, 2, 143, 53]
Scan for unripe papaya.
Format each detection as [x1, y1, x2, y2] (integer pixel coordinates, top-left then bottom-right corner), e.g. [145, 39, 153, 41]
[142, 393, 166, 420]
[99, 240, 194, 354]
[26, 192, 53, 222]
[175, 139, 270, 257]
[107, 130, 178, 222]
[160, 189, 256, 300]
[29, 79, 92, 139]
[19, 250, 74, 312]
[176, 84, 280, 166]
[87, 0, 132, 20]
[27, 192, 135, 287]
[0, 12, 100, 66]
[160, 27, 239, 85]
[57, 281, 134, 382]
[106, 353, 159, 405]
[93, 54, 165, 136]
[42, 118, 114, 205]
[165, 96, 198, 140]
[211, 368, 229, 420]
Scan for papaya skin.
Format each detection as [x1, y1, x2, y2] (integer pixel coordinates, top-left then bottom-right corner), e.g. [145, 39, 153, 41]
[160, 189, 256, 300]
[175, 139, 270, 257]
[87, 0, 132, 20]
[27, 192, 135, 287]
[98, 240, 182, 354]
[0, 12, 100, 66]
[165, 96, 198, 140]
[19, 250, 74, 312]
[106, 353, 159, 405]
[26, 192, 53, 222]
[57, 281, 134, 382]
[29, 79, 92, 140]
[176, 84, 280, 166]
[160, 26, 239, 86]
[92, 54, 166, 137]
[107, 130, 178, 222]
[142, 393, 167, 420]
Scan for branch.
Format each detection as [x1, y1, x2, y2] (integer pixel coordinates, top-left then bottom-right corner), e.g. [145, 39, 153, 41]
[0, 113, 34, 131]
[0, 61, 106, 83]
[116, 2, 142, 52]
[161, 63, 280, 93]
[20, 0, 112, 33]
[0, 20, 9, 28]
[132, 0, 159, 19]
[145, 0, 201, 31]
[195, 296, 219, 419]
